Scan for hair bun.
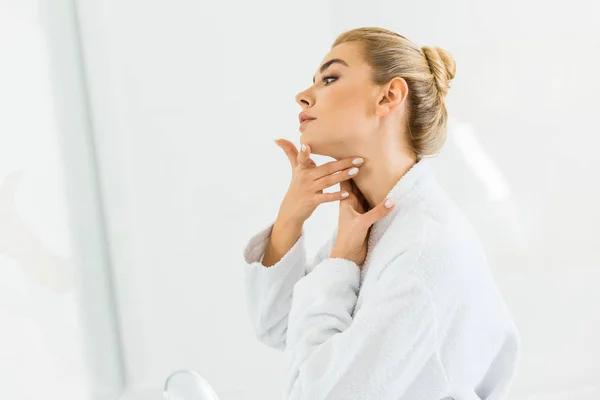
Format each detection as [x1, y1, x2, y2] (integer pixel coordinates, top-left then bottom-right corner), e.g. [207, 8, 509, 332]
[421, 46, 456, 94]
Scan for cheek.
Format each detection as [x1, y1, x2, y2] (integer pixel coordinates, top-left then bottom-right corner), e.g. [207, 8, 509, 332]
[336, 93, 369, 128]
[326, 89, 364, 121]
[311, 88, 369, 143]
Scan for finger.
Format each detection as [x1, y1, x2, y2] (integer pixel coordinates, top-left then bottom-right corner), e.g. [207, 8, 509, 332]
[297, 143, 315, 169]
[274, 138, 299, 169]
[339, 179, 364, 211]
[315, 190, 351, 204]
[313, 165, 360, 193]
[363, 197, 396, 227]
[312, 157, 364, 180]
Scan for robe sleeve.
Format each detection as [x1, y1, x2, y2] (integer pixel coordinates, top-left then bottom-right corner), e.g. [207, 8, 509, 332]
[283, 256, 443, 400]
[242, 219, 337, 350]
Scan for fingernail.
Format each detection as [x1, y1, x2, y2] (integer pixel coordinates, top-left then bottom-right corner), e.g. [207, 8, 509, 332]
[348, 167, 359, 176]
[352, 157, 364, 165]
[384, 198, 395, 208]
[341, 191, 349, 198]
[301, 144, 306, 152]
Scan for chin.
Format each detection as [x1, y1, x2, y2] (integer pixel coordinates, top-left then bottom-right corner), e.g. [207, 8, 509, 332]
[300, 138, 320, 156]
[308, 143, 334, 158]
[305, 137, 338, 158]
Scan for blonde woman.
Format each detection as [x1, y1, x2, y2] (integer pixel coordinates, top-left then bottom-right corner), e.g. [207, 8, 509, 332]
[243, 27, 520, 400]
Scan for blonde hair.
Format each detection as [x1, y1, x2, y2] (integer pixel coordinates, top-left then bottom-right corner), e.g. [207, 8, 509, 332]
[332, 27, 456, 158]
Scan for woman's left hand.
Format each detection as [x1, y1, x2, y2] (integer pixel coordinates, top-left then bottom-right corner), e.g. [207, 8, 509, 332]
[330, 178, 396, 267]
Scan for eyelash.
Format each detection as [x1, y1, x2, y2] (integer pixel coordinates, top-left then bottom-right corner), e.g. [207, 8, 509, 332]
[322, 75, 338, 85]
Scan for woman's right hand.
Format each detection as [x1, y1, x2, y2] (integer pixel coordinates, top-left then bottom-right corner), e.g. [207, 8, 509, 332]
[273, 138, 365, 225]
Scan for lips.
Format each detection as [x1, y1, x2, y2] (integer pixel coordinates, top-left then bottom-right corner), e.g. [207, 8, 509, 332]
[300, 118, 315, 126]
[299, 111, 316, 124]
[300, 118, 315, 125]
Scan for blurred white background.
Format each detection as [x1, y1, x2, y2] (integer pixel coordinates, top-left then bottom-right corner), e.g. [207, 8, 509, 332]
[0, 0, 599, 399]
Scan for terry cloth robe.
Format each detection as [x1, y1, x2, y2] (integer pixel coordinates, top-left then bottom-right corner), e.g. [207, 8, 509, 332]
[242, 157, 521, 400]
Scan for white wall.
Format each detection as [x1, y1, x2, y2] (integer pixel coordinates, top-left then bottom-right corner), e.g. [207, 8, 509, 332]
[3, 0, 599, 399]
[0, 0, 123, 399]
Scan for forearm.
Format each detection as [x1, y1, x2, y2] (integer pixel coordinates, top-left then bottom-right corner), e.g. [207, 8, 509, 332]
[261, 218, 303, 267]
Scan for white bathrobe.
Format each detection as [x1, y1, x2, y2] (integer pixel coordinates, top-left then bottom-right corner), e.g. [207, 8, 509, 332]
[242, 158, 521, 400]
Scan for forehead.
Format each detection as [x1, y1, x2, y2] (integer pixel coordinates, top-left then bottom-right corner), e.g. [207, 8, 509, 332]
[322, 42, 362, 65]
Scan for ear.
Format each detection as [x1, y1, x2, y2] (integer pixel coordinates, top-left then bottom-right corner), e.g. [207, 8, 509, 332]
[375, 77, 408, 117]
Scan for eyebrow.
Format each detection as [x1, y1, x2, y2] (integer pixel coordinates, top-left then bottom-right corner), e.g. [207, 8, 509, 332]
[313, 58, 349, 84]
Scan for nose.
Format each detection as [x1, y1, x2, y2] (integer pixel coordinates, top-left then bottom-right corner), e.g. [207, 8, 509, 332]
[295, 89, 313, 108]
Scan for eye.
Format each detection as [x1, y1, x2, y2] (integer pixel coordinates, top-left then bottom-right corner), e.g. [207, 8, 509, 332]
[323, 75, 338, 86]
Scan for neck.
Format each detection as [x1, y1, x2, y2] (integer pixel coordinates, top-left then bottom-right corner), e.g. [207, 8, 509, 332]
[350, 148, 417, 210]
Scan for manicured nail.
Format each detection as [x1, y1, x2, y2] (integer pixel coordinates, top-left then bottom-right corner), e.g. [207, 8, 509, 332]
[341, 192, 349, 198]
[348, 167, 359, 176]
[301, 144, 306, 152]
[352, 157, 364, 165]
[384, 198, 395, 208]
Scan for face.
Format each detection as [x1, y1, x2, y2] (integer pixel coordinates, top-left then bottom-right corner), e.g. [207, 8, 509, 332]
[295, 42, 383, 159]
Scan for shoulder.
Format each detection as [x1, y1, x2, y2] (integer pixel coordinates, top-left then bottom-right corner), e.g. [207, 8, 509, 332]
[381, 185, 492, 297]
[420, 183, 488, 266]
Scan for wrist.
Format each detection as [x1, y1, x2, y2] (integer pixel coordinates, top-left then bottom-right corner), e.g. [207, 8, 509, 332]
[274, 216, 303, 233]
[272, 218, 303, 246]
[329, 247, 347, 260]
[275, 212, 304, 230]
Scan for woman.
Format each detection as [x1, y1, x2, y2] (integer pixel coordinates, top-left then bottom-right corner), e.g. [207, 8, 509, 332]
[243, 27, 520, 400]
